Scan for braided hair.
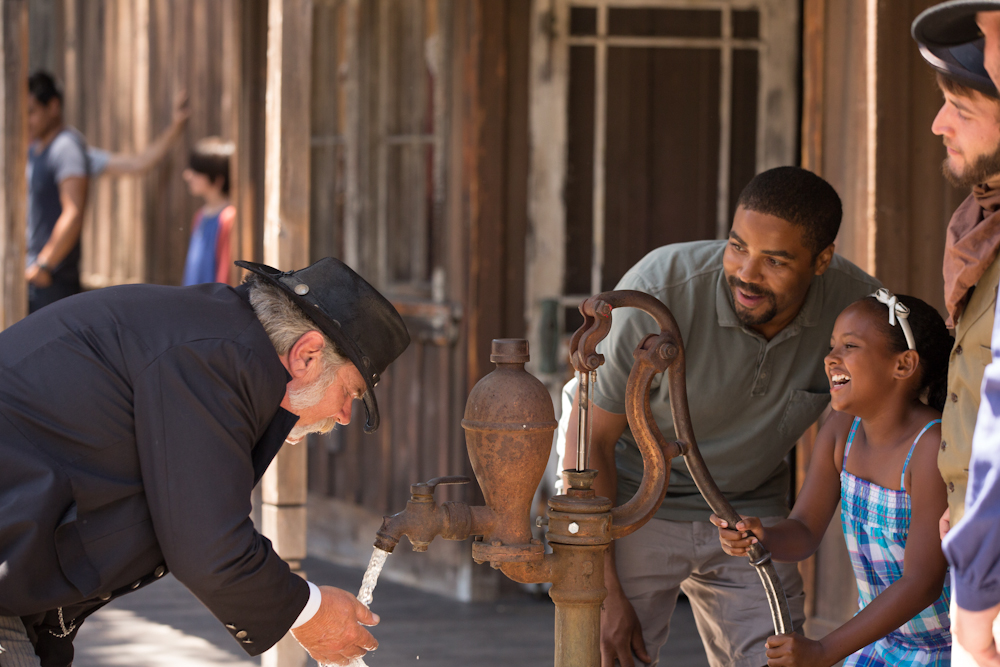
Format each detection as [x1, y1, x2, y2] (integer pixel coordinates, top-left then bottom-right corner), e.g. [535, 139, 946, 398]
[854, 294, 953, 411]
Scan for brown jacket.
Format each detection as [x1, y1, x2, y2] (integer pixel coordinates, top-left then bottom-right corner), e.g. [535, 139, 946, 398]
[940, 254, 1000, 524]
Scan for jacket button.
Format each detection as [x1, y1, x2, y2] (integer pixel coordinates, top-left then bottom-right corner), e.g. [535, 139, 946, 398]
[941, 440, 947, 452]
[225, 624, 236, 630]
[131, 580, 141, 590]
[154, 566, 166, 578]
[956, 345, 963, 355]
[99, 592, 112, 601]
[236, 631, 248, 639]
[951, 392, 959, 403]
[949, 481, 956, 493]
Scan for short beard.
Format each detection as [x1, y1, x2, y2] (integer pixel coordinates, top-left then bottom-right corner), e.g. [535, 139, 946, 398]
[727, 275, 778, 327]
[286, 416, 339, 443]
[942, 140, 1000, 188]
[286, 362, 344, 443]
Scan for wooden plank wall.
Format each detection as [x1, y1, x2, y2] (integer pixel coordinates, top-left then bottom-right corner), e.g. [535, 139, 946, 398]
[463, 0, 531, 389]
[48, 0, 232, 289]
[305, 0, 531, 600]
[307, 0, 530, 510]
[799, 0, 966, 635]
[1, 0, 29, 328]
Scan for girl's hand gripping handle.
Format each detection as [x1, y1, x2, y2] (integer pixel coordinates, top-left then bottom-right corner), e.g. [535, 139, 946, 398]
[710, 514, 765, 557]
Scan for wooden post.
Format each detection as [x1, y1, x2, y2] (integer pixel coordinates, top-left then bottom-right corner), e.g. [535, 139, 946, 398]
[0, 0, 28, 329]
[229, 0, 268, 278]
[261, 1, 312, 666]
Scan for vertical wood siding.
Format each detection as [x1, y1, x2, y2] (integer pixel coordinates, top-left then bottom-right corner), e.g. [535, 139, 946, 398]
[58, 0, 231, 289]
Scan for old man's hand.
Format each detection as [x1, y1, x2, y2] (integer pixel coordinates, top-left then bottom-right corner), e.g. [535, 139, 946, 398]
[291, 585, 379, 665]
[953, 603, 1000, 667]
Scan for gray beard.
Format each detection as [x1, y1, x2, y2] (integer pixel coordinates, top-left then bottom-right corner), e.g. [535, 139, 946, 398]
[286, 416, 339, 443]
[286, 366, 342, 443]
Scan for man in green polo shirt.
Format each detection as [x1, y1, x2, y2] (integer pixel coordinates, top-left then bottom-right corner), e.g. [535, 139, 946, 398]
[567, 166, 880, 667]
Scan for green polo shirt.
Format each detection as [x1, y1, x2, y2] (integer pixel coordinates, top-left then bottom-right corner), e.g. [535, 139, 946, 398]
[592, 240, 880, 522]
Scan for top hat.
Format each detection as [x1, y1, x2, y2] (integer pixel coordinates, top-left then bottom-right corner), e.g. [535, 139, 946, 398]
[236, 257, 410, 434]
[912, 1, 1000, 48]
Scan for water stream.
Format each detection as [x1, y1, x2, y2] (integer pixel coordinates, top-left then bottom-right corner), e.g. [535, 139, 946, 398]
[323, 547, 390, 667]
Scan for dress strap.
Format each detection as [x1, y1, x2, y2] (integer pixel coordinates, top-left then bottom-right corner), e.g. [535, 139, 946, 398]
[843, 417, 862, 468]
[900, 419, 943, 491]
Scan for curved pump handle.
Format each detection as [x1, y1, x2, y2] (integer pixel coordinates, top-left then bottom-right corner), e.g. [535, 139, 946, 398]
[568, 289, 794, 635]
[411, 475, 471, 498]
[569, 291, 683, 539]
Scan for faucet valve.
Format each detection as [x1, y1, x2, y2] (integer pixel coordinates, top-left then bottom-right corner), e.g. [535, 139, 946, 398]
[410, 475, 470, 500]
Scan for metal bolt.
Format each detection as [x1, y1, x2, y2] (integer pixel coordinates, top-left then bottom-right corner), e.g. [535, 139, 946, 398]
[294, 283, 310, 295]
[568, 522, 580, 534]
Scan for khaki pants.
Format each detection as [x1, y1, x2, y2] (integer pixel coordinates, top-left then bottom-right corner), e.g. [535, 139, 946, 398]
[0, 616, 40, 667]
[950, 597, 1000, 667]
[615, 517, 806, 667]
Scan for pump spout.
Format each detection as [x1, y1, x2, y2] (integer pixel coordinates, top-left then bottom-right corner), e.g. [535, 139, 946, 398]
[373, 476, 474, 553]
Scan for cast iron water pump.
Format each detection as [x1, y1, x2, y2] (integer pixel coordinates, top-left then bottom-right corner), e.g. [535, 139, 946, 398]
[374, 291, 791, 666]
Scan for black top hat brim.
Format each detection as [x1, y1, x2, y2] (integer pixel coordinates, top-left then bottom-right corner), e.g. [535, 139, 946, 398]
[918, 38, 999, 96]
[236, 259, 410, 434]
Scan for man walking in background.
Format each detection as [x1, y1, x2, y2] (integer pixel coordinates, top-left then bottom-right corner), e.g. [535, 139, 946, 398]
[25, 70, 189, 312]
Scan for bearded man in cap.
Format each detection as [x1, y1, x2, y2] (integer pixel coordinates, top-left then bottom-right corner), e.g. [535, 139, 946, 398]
[0, 258, 410, 667]
[915, 5, 1000, 664]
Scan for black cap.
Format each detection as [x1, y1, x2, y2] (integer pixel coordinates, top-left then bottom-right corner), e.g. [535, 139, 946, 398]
[918, 38, 999, 96]
[236, 258, 410, 434]
[912, 1, 1000, 48]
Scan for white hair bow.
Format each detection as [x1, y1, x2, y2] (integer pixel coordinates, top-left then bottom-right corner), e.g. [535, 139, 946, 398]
[872, 288, 915, 351]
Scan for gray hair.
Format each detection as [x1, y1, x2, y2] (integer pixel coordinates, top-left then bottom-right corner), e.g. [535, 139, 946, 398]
[246, 275, 350, 374]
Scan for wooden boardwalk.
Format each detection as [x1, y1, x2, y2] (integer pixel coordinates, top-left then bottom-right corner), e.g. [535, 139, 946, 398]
[74, 556, 710, 667]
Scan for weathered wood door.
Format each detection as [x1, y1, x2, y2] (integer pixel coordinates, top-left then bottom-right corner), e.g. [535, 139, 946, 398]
[526, 0, 800, 383]
[306, 0, 470, 527]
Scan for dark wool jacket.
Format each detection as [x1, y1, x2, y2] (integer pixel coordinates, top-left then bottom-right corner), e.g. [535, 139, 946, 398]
[0, 283, 307, 664]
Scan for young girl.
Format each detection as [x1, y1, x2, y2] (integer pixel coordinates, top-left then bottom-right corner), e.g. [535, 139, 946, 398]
[713, 289, 953, 667]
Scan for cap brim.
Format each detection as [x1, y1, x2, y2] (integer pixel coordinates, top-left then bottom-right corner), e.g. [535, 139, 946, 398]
[236, 259, 383, 432]
[919, 40, 999, 95]
[913, 1, 1000, 47]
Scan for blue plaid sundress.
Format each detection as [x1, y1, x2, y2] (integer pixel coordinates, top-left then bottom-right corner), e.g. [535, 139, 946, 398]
[840, 417, 951, 667]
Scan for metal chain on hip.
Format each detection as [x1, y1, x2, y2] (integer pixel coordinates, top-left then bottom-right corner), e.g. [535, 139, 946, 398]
[46, 607, 76, 638]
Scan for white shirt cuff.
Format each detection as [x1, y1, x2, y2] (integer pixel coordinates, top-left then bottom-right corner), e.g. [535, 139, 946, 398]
[291, 581, 322, 629]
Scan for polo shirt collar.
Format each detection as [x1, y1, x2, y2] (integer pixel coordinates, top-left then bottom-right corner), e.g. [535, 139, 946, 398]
[715, 269, 825, 333]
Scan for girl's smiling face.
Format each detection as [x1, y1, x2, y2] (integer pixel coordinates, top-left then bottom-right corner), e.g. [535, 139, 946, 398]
[824, 303, 903, 414]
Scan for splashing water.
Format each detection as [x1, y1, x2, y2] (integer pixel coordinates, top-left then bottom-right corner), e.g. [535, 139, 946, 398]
[321, 547, 390, 667]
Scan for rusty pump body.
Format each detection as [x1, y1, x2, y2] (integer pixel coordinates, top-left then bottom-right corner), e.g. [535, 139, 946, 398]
[374, 291, 791, 666]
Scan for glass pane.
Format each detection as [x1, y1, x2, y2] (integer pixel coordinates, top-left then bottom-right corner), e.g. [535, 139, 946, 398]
[608, 8, 721, 38]
[603, 47, 720, 290]
[311, 143, 346, 260]
[733, 9, 760, 39]
[311, 0, 346, 260]
[386, 143, 435, 289]
[729, 49, 759, 224]
[384, 0, 434, 137]
[379, 0, 441, 292]
[570, 6, 597, 36]
[312, 0, 344, 138]
[565, 305, 585, 336]
[565, 45, 595, 296]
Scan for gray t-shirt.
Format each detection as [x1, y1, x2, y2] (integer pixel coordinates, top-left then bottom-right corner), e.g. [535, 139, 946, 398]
[592, 240, 881, 521]
[87, 147, 110, 176]
[27, 127, 89, 281]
